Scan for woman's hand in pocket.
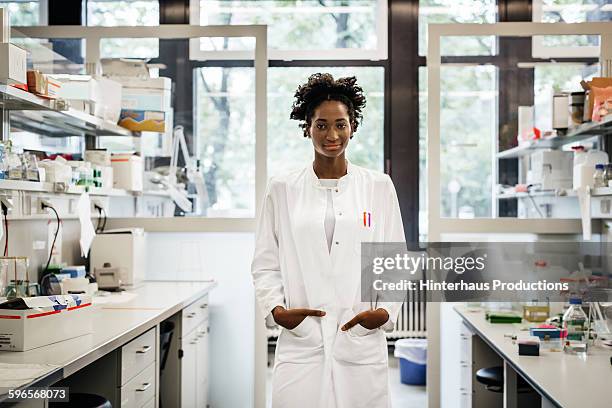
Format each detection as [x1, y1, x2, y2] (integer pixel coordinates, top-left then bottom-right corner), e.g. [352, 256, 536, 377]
[272, 306, 326, 330]
[341, 308, 389, 331]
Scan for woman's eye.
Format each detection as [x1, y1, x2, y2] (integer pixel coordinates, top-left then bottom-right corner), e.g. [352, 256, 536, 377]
[317, 124, 326, 130]
[337, 123, 347, 129]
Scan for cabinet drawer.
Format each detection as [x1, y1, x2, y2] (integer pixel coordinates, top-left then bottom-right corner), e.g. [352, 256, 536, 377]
[120, 361, 156, 408]
[182, 295, 209, 337]
[121, 328, 156, 385]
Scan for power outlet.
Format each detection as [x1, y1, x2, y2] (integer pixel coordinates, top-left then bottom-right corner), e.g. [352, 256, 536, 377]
[37, 198, 52, 214]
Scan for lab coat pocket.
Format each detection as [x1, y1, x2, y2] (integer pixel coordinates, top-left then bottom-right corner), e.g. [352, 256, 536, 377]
[288, 315, 315, 338]
[333, 326, 386, 365]
[276, 316, 324, 363]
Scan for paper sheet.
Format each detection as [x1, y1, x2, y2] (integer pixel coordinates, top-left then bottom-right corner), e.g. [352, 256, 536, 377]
[77, 193, 96, 257]
[577, 186, 592, 240]
[0, 363, 59, 388]
[92, 291, 138, 305]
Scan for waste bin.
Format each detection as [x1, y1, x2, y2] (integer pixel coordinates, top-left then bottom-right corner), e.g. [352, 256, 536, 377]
[394, 338, 427, 385]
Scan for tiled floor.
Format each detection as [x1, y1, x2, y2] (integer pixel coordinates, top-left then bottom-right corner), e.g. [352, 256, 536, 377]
[266, 352, 427, 407]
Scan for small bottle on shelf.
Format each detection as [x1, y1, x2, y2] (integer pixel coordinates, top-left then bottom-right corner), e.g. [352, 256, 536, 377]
[593, 164, 606, 188]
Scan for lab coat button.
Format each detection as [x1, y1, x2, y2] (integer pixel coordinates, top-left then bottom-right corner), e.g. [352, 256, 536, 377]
[335, 189, 339, 192]
[335, 241, 339, 245]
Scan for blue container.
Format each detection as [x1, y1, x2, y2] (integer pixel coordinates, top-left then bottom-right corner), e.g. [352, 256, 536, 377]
[399, 357, 427, 385]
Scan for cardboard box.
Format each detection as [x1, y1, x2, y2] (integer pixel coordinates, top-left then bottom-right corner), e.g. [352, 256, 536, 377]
[0, 296, 93, 352]
[111, 153, 143, 191]
[0, 43, 27, 85]
[118, 77, 172, 112]
[49, 74, 99, 102]
[27, 70, 61, 98]
[118, 109, 166, 133]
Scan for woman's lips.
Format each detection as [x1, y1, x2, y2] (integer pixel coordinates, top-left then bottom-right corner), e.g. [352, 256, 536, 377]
[324, 144, 341, 151]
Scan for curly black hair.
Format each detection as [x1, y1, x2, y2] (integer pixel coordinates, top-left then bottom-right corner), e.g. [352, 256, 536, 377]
[290, 73, 366, 137]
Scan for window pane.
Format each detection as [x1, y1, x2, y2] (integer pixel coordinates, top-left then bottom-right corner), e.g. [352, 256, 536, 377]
[535, 0, 611, 23]
[199, 0, 379, 50]
[268, 67, 384, 178]
[195, 67, 255, 217]
[439, 65, 496, 218]
[419, 0, 497, 56]
[0, 1, 39, 25]
[88, 0, 160, 58]
[87, 0, 159, 26]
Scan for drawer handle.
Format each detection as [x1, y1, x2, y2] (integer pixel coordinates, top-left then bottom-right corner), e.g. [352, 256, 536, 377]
[136, 345, 152, 354]
[186, 312, 197, 318]
[200, 304, 208, 309]
[136, 382, 151, 392]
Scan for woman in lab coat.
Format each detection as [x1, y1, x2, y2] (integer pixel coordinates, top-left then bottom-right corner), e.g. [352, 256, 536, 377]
[251, 73, 405, 408]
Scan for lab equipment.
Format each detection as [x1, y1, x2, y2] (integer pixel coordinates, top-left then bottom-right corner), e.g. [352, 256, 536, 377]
[94, 262, 121, 291]
[0, 42, 27, 85]
[90, 228, 145, 288]
[518, 338, 540, 356]
[111, 153, 143, 191]
[563, 298, 588, 355]
[603, 164, 612, 187]
[485, 311, 522, 324]
[0, 294, 93, 351]
[593, 164, 606, 188]
[523, 304, 550, 322]
[552, 93, 569, 130]
[1, 256, 32, 298]
[568, 91, 586, 128]
[527, 150, 573, 190]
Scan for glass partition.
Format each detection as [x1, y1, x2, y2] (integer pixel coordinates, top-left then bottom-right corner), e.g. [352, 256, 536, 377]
[427, 24, 612, 238]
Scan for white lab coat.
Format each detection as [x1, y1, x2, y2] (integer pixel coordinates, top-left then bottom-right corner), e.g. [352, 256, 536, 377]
[251, 161, 406, 408]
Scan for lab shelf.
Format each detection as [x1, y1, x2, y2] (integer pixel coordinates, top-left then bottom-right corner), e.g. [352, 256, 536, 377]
[496, 189, 577, 200]
[496, 114, 612, 159]
[592, 186, 612, 197]
[0, 84, 138, 137]
[0, 179, 170, 197]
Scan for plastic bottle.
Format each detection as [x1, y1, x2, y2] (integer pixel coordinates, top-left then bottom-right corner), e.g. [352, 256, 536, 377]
[562, 298, 588, 355]
[593, 164, 606, 188]
[572, 146, 609, 189]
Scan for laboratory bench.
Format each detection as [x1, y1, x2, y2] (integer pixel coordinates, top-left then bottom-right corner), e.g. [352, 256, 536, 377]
[455, 305, 612, 408]
[0, 280, 216, 407]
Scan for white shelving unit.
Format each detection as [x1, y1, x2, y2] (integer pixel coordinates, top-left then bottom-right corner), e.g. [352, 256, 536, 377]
[0, 85, 138, 138]
[496, 114, 612, 159]
[0, 179, 170, 197]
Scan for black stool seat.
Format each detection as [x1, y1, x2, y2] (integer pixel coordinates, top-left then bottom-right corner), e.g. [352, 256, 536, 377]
[476, 366, 532, 393]
[49, 393, 111, 408]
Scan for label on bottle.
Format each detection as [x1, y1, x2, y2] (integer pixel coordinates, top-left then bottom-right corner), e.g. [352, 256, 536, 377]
[566, 318, 586, 341]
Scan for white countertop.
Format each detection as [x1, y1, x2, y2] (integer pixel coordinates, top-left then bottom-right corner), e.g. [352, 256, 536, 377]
[0, 280, 216, 396]
[455, 305, 612, 408]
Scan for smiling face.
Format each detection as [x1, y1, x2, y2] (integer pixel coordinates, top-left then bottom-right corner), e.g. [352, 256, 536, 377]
[307, 100, 353, 159]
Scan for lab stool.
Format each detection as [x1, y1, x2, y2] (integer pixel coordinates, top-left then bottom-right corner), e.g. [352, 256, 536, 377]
[475, 366, 541, 407]
[49, 392, 111, 408]
[475, 366, 532, 393]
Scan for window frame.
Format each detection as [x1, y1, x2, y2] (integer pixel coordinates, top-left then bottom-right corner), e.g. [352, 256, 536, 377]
[188, 0, 388, 61]
[532, 0, 602, 58]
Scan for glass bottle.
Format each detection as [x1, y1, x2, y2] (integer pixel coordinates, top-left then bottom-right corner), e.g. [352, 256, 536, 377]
[563, 298, 588, 355]
[593, 164, 606, 188]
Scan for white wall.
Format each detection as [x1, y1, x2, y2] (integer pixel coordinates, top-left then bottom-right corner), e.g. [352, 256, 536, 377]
[146, 232, 255, 408]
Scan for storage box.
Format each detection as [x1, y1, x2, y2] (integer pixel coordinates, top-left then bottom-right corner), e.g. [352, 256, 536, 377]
[27, 70, 61, 99]
[0, 295, 93, 351]
[119, 77, 172, 112]
[118, 110, 166, 133]
[0, 43, 27, 85]
[111, 153, 143, 191]
[49, 74, 99, 102]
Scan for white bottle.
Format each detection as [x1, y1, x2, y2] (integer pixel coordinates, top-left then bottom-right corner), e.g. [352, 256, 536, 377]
[573, 146, 609, 190]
